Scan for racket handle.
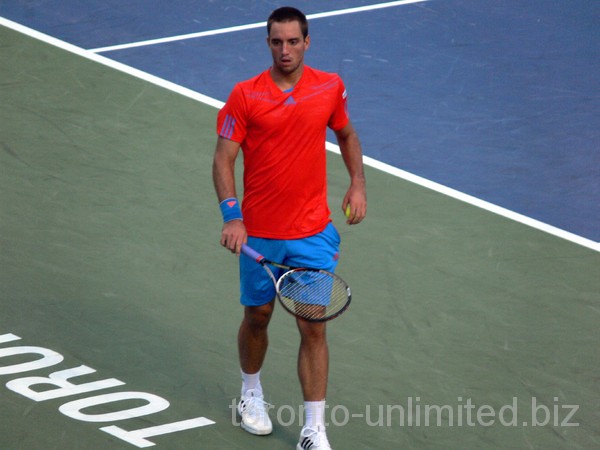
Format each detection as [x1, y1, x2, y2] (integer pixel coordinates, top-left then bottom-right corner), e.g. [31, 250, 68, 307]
[241, 244, 265, 263]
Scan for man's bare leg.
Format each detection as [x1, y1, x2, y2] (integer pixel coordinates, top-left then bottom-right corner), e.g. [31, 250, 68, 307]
[238, 301, 275, 373]
[297, 319, 328, 401]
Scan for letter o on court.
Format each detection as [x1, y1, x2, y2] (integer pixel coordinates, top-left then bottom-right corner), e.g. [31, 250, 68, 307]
[0, 346, 64, 375]
[59, 391, 170, 422]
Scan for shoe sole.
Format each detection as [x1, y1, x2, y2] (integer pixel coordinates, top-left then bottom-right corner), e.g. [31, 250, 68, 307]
[240, 420, 272, 435]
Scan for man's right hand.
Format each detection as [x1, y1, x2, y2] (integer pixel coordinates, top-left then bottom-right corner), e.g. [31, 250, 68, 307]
[220, 220, 247, 255]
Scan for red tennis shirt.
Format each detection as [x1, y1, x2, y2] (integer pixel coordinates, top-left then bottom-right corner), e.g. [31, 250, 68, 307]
[217, 66, 350, 239]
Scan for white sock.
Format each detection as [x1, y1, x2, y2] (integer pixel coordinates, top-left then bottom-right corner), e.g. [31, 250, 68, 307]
[241, 369, 262, 397]
[304, 400, 326, 429]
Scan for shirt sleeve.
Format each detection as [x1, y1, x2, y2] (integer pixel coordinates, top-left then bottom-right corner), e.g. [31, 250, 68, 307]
[328, 76, 350, 131]
[216, 84, 247, 143]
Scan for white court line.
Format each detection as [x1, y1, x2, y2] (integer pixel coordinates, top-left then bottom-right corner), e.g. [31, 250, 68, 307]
[88, 0, 429, 53]
[0, 17, 224, 111]
[1, 16, 598, 253]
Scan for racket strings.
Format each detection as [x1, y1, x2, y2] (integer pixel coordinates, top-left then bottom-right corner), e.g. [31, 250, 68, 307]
[277, 269, 350, 321]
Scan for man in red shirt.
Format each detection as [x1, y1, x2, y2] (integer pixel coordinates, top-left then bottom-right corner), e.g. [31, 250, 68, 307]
[213, 7, 367, 449]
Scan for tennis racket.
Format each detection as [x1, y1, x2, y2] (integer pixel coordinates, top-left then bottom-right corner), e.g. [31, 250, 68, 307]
[241, 244, 351, 322]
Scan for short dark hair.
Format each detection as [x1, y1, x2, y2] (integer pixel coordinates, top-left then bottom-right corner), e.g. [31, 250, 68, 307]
[267, 7, 308, 38]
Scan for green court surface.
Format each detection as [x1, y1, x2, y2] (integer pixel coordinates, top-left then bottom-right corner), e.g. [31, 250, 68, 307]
[1, 25, 599, 449]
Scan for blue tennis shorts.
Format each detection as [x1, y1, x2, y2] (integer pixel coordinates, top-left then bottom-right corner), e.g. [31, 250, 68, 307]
[239, 222, 341, 307]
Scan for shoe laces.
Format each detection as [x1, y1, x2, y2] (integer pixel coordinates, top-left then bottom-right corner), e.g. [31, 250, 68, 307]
[240, 390, 272, 417]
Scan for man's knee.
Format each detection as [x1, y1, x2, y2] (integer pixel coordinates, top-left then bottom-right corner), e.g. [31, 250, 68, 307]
[297, 319, 327, 342]
[243, 302, 274, 329]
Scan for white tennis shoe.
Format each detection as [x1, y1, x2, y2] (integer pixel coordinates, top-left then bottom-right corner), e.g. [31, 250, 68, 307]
[237, 389, 273, 435]
[296, 425, 332, 450]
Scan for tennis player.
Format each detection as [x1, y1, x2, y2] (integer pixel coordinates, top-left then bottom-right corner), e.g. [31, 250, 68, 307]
[212, 7, 367, 449]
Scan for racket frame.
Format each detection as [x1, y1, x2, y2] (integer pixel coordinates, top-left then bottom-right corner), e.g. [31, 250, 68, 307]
[241, 244, 351, 322]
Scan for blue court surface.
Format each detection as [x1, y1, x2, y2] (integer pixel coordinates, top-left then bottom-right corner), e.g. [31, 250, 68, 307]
[1, 0, 598, 245]
[1, 1, 599, 449]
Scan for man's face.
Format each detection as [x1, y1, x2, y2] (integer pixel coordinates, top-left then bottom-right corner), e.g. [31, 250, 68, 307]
[267, 20, 310, 76]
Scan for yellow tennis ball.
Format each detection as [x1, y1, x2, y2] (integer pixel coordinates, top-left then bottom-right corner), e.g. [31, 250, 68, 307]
[345, 204, 351, 218]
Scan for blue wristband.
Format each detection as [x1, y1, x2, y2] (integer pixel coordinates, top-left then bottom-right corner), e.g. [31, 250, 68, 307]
[219, 198, 243, 223]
